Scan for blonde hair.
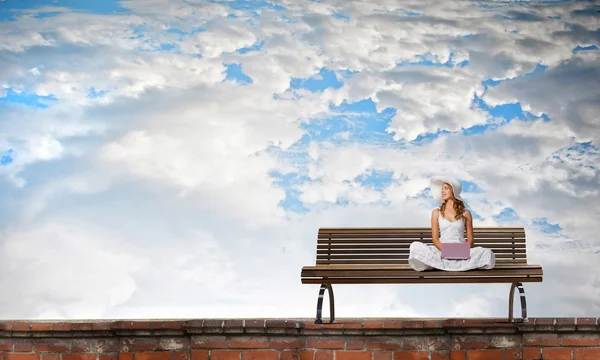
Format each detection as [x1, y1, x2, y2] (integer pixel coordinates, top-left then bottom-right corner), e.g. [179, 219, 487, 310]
[439, 183, 466, 221]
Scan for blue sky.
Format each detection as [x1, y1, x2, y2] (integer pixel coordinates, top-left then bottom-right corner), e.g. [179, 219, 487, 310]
[1, 0, 599, 320]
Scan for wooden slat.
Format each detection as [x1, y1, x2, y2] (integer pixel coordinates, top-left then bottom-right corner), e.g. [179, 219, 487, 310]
[302, 269, 542, 277]
[317, 238, 526, 246]
[302, 264, 542, 270]
[301, 277, 542, 284]
[316, 259, 527, 265]
[319, 227, 525, 232]
[316, 253, 526, 260]
[317, 249, 526, 254]
[319, 234, 525, 239]
[318, 243, 527, 249]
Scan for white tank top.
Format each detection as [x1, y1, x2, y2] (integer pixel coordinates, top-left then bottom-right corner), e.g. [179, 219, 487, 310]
[439, 213, 465, 243]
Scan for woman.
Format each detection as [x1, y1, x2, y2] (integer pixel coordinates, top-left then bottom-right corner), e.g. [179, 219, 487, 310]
[408, 175, 496, 272]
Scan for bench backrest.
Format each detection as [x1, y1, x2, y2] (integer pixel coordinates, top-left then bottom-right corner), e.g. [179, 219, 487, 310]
[316, 227, 527, 265]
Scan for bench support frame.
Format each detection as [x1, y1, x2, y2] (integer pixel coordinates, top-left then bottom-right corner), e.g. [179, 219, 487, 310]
[315, 283, 335, 324]
[508, 282, 528, 322]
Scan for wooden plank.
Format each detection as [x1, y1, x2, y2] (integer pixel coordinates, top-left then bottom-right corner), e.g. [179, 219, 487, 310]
[317, 243, 527, 249]
[316, 259, 528, 265]
[318, 238, 526, 243]
[302, 269, 542, 278]
[319, 227, 525, 232]
[302, 264, 542, 270]
[316, 253, 527, 260]
[301, 277, 542, 284]
[317, 249, 527, 254]
[318, 234, 525, 239]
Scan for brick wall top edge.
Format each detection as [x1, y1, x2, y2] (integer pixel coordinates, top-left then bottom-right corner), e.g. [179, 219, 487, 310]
[0, 317, 598, 335]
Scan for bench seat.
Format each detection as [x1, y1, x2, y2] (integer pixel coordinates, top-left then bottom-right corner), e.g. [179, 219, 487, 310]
[300, 227, 543, 324]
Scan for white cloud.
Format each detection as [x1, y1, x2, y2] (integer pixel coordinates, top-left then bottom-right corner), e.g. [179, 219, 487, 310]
[0, 0, 598, 321]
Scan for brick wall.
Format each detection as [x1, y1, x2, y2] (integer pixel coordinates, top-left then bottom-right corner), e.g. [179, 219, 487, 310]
[1, 318, 599, 360]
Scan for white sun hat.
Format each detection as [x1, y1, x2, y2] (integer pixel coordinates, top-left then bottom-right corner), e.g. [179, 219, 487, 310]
[430, 175, 464, 204]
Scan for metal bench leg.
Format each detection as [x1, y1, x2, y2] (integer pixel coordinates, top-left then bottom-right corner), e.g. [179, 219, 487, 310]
[315, 284, 335, 324]
[508, 282, 528, 322]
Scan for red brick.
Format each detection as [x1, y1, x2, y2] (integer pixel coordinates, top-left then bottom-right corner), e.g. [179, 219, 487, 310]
[163, 321, 184, 330]
[120, 338, 158, 352]
[100, 354, 117, 360]
[423, 321, 444, 329]
[91, 322, 112, 331]
[306, 338, 344, 349]
[345, 339, 364, 350]
[51, 323, 71, 332]
[335, 351, 371, 360]
[130, 322, 152, 330]
[452, 336, 490, 350]
[118, 353, 132, 360]
[62, 354, 97, 360]
[0, 339, 12, 351]
[382, 320, 402, 329]
[404, 336, 448, 351]
[574, 348, 600, 360]
[203, 320, 223, 328]
[314, 351, 333, 360]
[209, 351, 239, 360]
[465, 349, 503, 360]
[33, 339, 71, 352]
[157, 338, 190, 351]
[393, 352, 429, 360]
[402, 321, 424, 329]
[229, 336, 268, 349]
[282, 350, 300, 360]
[299, 350, 314, 360]
[265, 320, 287, 328]
[522, 348, 540, 360]
[11, 322, 31, 331]
[241, 350, 279, 360]
[269, 337, 304, 349]
[71, 323, 93, 331]
[365, 337, 403, 350]
[576, 318, 597, 325]
[432, 351, 449, 360]
[342, 321, 363, 330]
[449, 350, 465, 360]
[134, 353, 171, 360]
[41, 355, 60, 360]
[541, 348, 571, 359]
[244, 320, 265, 328]
[191, 336, 228, 349]
[31, 323, 52, 331]
[13, 339, 32, 352]
[190, 350, 208, 360]
[374, 353, 392, 360]
[5, 355, 39, 360]
[523, 333, 561, 346]
[0, 322, 11, 331]
[362, 320, 383, 329]
[504, 349, 522, 360]
[562, 334, 600, 346]
[73, 339, 119, 353]
[173, 352, 189, 360]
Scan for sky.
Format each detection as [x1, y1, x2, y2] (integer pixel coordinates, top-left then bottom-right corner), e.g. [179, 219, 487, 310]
[0, 0, 599, 320]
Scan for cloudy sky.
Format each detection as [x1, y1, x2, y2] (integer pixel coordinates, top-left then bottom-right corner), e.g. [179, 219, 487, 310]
[1, 0, 599, 321]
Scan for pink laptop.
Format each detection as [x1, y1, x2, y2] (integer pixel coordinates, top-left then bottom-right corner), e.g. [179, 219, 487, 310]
[441, 243, 471, 260]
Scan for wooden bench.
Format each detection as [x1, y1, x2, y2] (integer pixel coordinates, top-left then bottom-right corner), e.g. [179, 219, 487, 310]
[301, 227, 543, 324]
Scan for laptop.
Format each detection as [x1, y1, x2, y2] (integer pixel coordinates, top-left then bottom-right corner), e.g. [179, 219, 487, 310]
[441, 243, 471, 260]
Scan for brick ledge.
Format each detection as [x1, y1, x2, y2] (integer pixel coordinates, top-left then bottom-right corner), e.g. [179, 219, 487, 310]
[0, 318, 598, 337]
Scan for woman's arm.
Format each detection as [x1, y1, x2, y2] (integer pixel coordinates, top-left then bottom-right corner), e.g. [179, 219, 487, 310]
[464, 210, 474, 247]
[431, 209, 442, 251]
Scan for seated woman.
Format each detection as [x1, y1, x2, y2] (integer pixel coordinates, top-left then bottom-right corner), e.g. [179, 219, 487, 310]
[408, 175, 496, 272]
